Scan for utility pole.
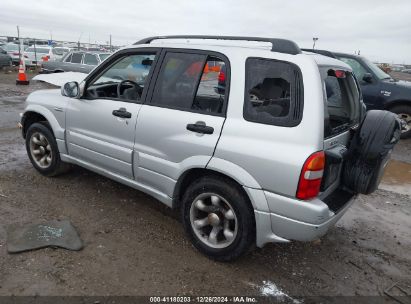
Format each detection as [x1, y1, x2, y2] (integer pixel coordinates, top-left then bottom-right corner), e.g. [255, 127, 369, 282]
[78, 32, 83, 51]
[312, 37, 319, 50]
[17, 25, 21, 59]
[109, 34, 112, 52]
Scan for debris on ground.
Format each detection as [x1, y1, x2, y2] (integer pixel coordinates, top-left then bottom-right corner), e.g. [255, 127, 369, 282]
[7, 219, 83, 253]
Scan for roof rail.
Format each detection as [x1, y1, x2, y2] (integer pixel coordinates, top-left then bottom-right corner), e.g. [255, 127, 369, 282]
[134, 35, 302, 55]
[301, 48, 337, 59]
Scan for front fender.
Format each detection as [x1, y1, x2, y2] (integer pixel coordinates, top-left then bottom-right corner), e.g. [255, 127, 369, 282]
[23, 104, 65, 139]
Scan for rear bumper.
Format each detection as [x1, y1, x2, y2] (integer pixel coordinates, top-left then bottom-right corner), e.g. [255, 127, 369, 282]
[251, 188, 356, 247]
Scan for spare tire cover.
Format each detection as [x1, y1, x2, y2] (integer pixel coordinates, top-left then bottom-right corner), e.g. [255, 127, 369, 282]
[343, 110, 401, 194]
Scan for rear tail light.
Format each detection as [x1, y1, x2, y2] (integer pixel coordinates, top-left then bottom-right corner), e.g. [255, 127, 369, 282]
[12, 52, 19, 56]
[218, 71, 226, 83]
[296, 151, 325, 200]
[24, 55, 28, 58]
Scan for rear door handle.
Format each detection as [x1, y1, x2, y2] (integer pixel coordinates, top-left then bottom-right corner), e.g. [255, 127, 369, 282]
[112, 107, 132, 118]
[186, 122, 214, 134]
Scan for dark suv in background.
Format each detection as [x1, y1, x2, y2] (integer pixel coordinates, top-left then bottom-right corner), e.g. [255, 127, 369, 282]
[303, 49, 411, 138]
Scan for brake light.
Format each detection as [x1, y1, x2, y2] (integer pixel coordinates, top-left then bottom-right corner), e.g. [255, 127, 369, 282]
[296, 151, 325, 200]
[218, 71, 226, 83]
[328, 69, 346, 78]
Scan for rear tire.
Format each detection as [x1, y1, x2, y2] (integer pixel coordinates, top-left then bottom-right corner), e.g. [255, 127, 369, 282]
[389, 105, 411, 139]
[181, 176, 255, 262]
[25, 122, 70, 177]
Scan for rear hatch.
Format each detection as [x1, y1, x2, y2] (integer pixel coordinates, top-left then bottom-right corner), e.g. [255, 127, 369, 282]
[319, 67, 363, 211]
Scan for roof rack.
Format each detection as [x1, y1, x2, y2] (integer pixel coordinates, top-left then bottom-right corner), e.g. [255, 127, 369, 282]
[134, 35, 302, 55]
[301, 48, 337, 59]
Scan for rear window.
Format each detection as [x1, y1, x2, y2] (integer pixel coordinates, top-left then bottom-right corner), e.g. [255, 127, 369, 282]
[322, 68, 361, 137]
[4, 44, 19, 51]
[26, 47, 49, 53]
[244, 58, 303, 127]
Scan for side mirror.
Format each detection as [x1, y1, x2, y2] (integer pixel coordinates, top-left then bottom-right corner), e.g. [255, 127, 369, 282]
[61, 81, 79, 98]
[362, 73, 373, 83]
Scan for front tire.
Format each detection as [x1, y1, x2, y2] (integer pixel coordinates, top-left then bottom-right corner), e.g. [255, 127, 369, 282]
[181, 176, 255, 262]
[25, 122, 70, 176]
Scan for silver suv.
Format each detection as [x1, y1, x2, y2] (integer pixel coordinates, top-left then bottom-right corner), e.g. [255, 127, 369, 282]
[20, 36, 401, 261]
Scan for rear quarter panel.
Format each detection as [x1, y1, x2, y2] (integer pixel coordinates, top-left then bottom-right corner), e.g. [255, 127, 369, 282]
[213, 51, 324, 197]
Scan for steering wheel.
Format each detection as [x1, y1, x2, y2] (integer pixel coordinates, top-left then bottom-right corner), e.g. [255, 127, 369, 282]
[117, 80, 143, 99]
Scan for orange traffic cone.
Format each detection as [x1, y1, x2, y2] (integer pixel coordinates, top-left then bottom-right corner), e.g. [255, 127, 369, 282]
[16, 58, 29, 85]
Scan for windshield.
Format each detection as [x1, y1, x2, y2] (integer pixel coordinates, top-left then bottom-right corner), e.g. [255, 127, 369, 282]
[99, 53, 110, 61]
[362, 57, 391, 80]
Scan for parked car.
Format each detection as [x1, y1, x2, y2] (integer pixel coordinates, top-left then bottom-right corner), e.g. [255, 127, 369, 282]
[402, 69, 411, 74]
[40, 51, 111, 73]
[23, 45, 55, 67]
[391, 65, 405, 72]
[21, 36, 401, 261]
[2, 43, 26, 65]
[303, 49, 411, 138]
[0, 47, 12, 67]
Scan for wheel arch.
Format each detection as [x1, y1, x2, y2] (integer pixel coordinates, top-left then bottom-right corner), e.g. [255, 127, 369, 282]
[22, 105, 65, 140]
[173, 158, 268, 212]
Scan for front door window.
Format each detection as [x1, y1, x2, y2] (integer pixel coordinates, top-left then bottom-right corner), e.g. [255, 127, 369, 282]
[86, 53, 156, 102]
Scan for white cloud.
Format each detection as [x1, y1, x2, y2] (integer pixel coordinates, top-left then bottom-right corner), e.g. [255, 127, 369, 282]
[0, 0, 410, 63]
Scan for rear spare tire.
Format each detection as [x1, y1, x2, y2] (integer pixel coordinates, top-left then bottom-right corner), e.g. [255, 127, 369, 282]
[343, 110, 401, 194]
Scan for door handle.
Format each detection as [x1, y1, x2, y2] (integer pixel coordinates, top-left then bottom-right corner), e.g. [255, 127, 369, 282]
[186, 122, 214, 134]
[112, 107, 132, 118]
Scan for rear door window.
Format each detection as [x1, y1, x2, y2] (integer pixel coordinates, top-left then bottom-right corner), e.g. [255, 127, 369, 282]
[322, 68, 361, 137]
[71, 53, 83, 64]
[150, 52, 228, 115]
[83, 53, 98, 65]
[244, 58, 303, 127]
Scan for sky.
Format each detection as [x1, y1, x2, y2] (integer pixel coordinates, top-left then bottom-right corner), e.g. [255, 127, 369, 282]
[1, 0, 410, 64]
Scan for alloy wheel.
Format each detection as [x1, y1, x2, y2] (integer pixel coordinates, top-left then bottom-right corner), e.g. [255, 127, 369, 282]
[189, 193, 238, 249]
[397, 113, 411, 133]
[29, 132, 53, 168]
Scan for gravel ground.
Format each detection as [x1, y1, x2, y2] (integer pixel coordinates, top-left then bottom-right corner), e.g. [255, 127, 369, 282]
[0, 70, 410, 299]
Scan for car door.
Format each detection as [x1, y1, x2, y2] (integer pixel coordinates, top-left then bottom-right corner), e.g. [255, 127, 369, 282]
[65, 50, 160, 179]
[133, 50, 229, 197]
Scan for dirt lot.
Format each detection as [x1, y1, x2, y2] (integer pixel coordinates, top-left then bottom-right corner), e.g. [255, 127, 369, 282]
[0, 70, 410, 299]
